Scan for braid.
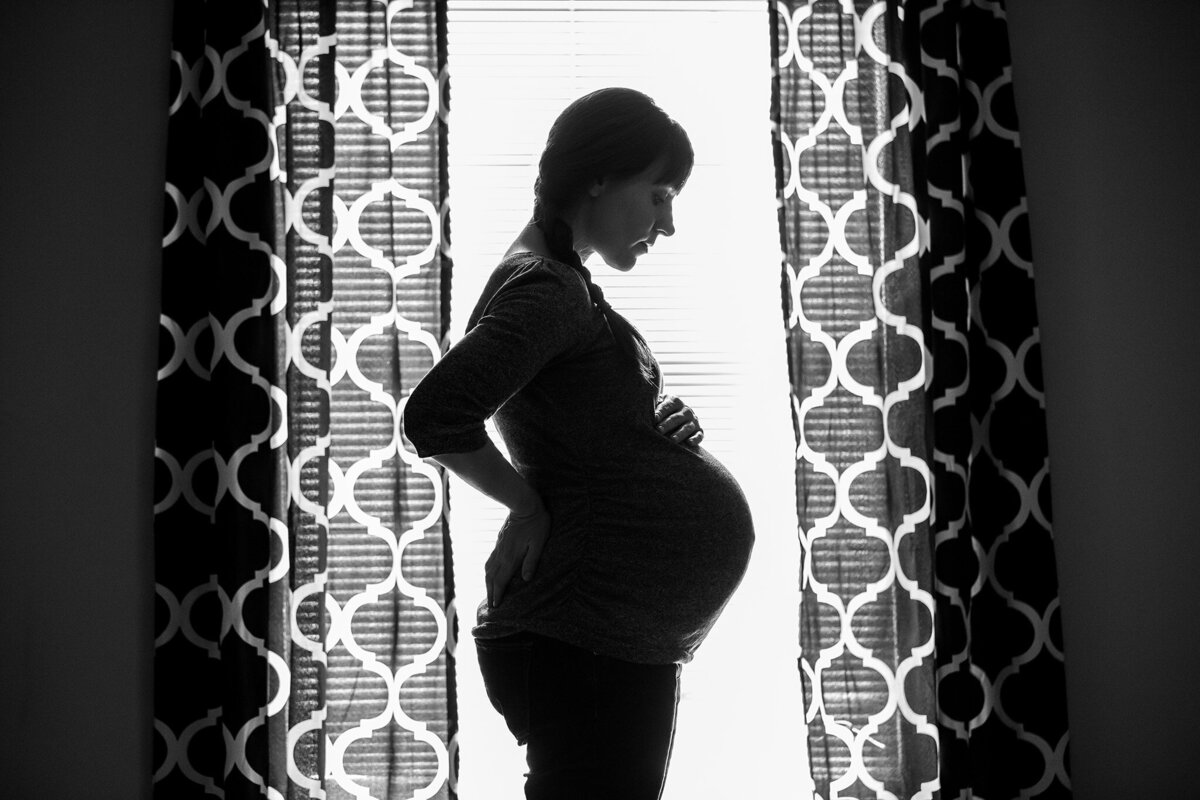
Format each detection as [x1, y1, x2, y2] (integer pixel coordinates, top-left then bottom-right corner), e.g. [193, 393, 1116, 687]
[531, 204, 658, 388]
[532, 200, 582, 270]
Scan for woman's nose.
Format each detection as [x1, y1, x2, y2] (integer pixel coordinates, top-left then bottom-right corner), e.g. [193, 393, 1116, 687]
[656, 206, 675, 237]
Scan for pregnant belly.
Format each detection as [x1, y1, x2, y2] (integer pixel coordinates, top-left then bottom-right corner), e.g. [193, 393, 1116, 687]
[585, 442, 756, 629]
[489, 433, 757, 662]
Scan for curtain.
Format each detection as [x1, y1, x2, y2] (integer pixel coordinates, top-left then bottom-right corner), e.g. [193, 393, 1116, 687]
[153, 1, 456, 797]
[770, 1, 1071, 797]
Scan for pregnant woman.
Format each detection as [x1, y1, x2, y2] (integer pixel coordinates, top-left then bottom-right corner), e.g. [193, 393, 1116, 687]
[403, 87, 755, 800]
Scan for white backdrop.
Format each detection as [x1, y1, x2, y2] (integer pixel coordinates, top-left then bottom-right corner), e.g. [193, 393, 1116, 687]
[444, 2, 810, 798]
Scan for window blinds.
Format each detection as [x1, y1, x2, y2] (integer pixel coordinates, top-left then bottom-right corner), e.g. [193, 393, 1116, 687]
[444, 3, 809, 797]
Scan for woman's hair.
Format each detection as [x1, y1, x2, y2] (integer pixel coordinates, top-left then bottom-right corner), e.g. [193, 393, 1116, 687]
[533, 87, 694, 223]
[532, 88, 694, 386]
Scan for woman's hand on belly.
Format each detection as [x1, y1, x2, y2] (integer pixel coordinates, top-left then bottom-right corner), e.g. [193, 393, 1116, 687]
[487, 502, 552, 608]
[653, 394, 704, 447]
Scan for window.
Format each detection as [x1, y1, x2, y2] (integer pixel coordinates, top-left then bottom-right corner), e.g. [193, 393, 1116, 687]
[444, 2, 811, 796]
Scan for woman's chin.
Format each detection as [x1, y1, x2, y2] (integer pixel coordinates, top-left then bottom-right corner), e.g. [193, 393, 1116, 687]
[600, 253, 638, 271]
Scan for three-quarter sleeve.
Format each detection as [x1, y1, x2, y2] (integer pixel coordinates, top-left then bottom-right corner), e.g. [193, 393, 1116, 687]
[403, 259, 593, 458]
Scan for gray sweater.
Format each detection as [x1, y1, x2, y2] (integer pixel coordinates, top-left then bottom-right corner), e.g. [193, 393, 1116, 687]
[403, 253, 754, 664]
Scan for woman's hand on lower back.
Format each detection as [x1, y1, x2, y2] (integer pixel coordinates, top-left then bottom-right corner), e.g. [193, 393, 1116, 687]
[486, 502, 551, 608]
[426, 440, 549, 607]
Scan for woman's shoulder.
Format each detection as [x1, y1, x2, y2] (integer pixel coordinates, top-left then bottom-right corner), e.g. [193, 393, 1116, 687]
[466, 251, 594, 329]
[497, 250, 586, 283]
[489, 251, 592, 305]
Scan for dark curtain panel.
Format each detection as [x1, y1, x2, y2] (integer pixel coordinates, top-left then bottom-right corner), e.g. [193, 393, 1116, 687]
[770, 1, 1071, 796]
[906, 2, 1071, 797]
[154, 1, 457, 797]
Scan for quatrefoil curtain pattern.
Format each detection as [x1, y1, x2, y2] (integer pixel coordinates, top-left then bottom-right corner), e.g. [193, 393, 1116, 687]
[771, 1, 1071, 797]
[153, 1, 457, 797]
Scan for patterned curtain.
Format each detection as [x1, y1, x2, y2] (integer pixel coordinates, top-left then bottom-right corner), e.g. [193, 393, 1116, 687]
[153, 1, 456, 797]
[770, 1, 1071, 797]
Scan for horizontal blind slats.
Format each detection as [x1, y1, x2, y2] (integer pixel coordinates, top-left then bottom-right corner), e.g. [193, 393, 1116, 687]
[446, 4, 807, 797]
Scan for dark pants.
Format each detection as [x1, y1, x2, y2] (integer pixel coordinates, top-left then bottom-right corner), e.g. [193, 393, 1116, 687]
[475, 631, 681, 800]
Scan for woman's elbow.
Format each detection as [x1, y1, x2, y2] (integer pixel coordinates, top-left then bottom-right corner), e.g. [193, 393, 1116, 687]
[402, 383, 434, 448]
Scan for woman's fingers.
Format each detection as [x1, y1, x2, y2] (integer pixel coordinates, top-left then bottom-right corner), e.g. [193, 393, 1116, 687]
[486, 552, 512, 608]
[521, 531, 545, 581]
[486, 540, 519, 607]
[670, 419, 701, 443]
[661, 417, 691, 438]
[656, 402, 702, 444]
[486, 505, 551, 608]
[653, 394, 683, 425]
[489, 558, 523, 608]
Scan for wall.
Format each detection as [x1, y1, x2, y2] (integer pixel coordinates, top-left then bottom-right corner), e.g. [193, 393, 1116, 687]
[0, 1, 168, 798]
[1007, 2, 1200, 796]
[0, 1, 1195, 797]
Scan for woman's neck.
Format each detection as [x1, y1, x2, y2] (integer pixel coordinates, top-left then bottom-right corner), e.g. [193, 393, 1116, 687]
[504, 220, 549, 260]
[506, 214, 594, 264]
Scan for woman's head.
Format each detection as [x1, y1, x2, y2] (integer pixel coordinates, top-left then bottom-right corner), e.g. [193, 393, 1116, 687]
[534, 88, 694, 271]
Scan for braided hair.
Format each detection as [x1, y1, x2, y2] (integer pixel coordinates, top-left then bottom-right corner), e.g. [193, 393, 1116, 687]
[531, 87, 694, 386]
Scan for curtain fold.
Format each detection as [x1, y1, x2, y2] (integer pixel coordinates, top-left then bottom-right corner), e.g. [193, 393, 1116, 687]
[154, 1, 456, 797]
[906, 3, 1071, 797]
[770, 1, 1070, 797]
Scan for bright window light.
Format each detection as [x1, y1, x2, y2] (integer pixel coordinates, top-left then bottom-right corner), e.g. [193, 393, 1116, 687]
[444, 2, 810, 797]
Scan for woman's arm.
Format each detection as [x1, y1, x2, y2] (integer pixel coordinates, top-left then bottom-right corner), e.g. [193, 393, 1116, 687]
[430, 441, 551, 608]
[403, 260, 589, 605]
[403, 260, 591, 458]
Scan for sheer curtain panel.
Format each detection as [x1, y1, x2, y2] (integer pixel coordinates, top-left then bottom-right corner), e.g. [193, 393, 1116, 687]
[153, 1, 457, 797]
[770, 1, 1071, 797]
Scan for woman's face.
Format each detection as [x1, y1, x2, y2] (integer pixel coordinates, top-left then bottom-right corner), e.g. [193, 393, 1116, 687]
[577, 158, 678, 271]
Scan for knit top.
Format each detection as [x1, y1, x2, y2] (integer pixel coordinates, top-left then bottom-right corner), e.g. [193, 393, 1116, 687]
[402, 252, 754, 664]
